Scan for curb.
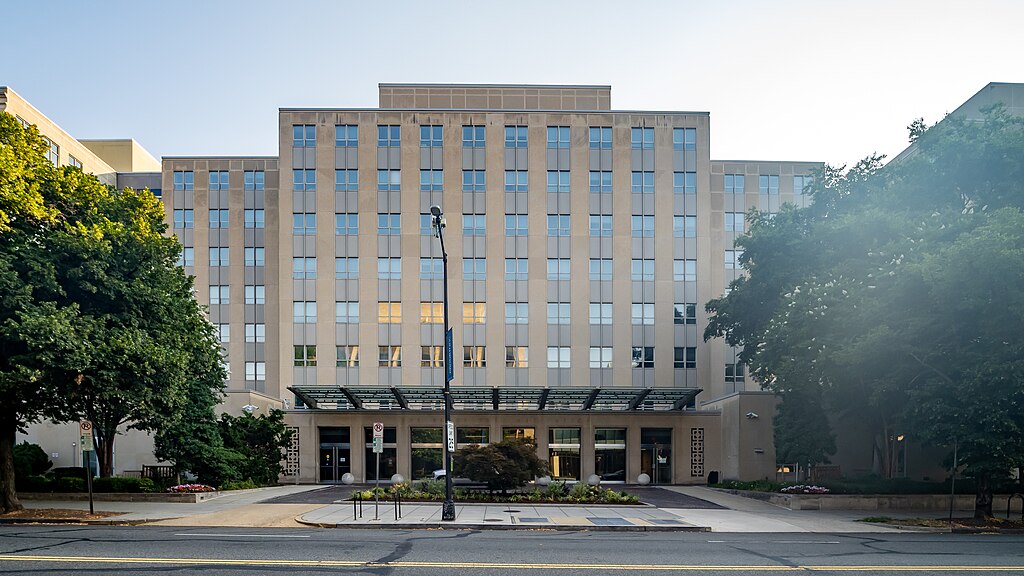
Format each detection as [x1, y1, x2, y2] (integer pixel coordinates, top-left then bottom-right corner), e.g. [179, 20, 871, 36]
[295, 515, 709, 532]
[0, 517, 150, 526]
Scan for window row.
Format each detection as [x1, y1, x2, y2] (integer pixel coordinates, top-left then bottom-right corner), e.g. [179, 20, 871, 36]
[171, 170, 264, 191]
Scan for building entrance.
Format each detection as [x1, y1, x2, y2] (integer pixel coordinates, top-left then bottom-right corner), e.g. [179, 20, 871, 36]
[318, 427, 350, 483]
[640, 427, 672, 484]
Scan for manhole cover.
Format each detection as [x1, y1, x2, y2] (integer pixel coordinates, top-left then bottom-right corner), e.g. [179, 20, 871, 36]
[505, 509, 521, 513]
[484, 518, 502, 522]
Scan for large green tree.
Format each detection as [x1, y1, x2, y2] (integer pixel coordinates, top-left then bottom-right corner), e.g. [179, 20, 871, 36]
[706, 107, 1024, 518]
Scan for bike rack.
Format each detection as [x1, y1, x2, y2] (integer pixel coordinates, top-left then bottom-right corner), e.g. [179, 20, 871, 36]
[353, 490, 363, 519]
[394, 491, 403, 519]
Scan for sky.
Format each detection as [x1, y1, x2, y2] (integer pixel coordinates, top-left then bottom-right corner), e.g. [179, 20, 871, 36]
[3, 0, 1021, 167]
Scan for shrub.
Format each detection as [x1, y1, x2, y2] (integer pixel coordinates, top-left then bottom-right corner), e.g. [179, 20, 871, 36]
[50, 467, 87, 481]
[542, 481, 567, 498]
[16, 475, 54, 492]
[221, 479, 259, 491]
[57, 477, 85, 492]
[13, 442, 52, 479]
[389, 482, 414, 498]
[416, 478, 445, 497]
[453, 438, 548, 493]
[92, 477, 156, 493]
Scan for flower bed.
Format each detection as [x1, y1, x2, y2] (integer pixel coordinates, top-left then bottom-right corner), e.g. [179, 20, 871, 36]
[780, 485, 830, 494]
[166, 484, 216, 493]
[352, 481, 641, 505]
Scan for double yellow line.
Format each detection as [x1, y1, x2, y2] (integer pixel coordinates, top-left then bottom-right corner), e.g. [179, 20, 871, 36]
[1, 555, 1023, 571]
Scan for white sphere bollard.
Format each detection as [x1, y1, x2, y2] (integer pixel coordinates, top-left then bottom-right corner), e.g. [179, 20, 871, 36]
[341, 473, 354, 485]
[536, 476, 551, 486]
[637, 473, 651, 485]
[587, 474, 601, 486]
[390, 474, 405, 484]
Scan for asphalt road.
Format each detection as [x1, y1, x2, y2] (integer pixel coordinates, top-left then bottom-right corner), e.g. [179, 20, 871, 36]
[1, 525, 1023, 575]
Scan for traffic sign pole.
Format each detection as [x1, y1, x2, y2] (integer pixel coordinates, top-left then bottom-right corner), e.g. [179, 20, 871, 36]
[372, 422, 383, 520]
[80, 421, 94, 514]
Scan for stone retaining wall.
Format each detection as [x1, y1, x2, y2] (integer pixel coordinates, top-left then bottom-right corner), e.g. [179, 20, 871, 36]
[720, 489, 1017, 511]
[18, 491, 221, 503]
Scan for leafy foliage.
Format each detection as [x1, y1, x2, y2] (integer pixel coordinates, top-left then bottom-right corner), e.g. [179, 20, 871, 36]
[452, 438, 548, 493]
[12, 442, 52, 479]
[217, 410, 293, 486]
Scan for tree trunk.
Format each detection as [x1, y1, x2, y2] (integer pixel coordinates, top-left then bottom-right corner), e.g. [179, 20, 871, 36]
[974, 471, 993, 519]
[94, 425, 117, 478]
[0, 412, 23, 513]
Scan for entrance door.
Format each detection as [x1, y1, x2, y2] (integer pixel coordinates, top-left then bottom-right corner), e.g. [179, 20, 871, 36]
[319, 427, 351, 483]
[640, 428, 672, 484]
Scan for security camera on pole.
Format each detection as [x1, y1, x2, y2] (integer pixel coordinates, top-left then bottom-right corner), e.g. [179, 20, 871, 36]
[431, 205, 456, 522]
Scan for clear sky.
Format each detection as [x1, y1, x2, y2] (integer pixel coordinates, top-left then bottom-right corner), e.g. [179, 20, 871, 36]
[3, 0, 1021, 166]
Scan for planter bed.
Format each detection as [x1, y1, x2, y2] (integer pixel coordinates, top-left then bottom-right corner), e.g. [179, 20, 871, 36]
[718, 489, 1016, 511]
[18, 491, 223, 503]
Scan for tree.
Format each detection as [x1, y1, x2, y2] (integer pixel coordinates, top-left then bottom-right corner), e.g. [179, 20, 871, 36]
[705, 107, 1024, 518]
[452, 438, 548, 493]
[12, 442, 52, 479]
[218, 410, 292, 486]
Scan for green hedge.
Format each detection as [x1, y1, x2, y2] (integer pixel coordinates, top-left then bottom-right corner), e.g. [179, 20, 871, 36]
[16, 475, 155, 493]
[92, 477, 156, 493]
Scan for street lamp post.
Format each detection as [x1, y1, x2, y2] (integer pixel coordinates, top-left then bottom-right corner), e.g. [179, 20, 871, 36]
[431, 205, 456, 522]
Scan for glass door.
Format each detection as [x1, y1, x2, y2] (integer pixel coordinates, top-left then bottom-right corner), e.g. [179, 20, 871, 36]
[640, 428, 672, 484]
[319, 427, 351, 483]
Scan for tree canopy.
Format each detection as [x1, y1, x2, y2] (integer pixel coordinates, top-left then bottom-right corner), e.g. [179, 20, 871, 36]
[705, 107, 1024, 517]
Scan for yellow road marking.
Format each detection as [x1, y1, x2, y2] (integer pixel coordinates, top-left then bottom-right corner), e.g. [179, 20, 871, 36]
[0, 555, 1023, 571]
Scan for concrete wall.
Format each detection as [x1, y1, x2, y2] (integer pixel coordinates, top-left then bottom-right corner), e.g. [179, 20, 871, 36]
[81, 139, 161, 172]
[701, 392, 779, 481]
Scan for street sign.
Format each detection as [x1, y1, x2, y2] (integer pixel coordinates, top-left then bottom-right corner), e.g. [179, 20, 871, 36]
[79, 421, 94, 452]
[372, 437, 383, 454]
[444, 328, 454, 382]
[446, 421, 455, 453]
[372, 422, 384, 438]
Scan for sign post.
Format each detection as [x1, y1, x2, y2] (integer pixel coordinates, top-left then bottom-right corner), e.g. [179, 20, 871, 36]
[79, 420, 94, 514]
[372, 422, 383, 520]
[447, 421, 455, 453]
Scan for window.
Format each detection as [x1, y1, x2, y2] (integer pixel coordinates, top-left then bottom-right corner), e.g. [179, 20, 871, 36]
[293, 301, 317, 323]
[589, 258, 612, 281]
[335, 124, 358, 147]
[725, 250, 742, 269]
[462, 170, 485, 192]
[463, 258, 486, 280]
[504, 125, 528, 148]
[419, 125, 442, 148]
[589, 215, 612, 237]
[631, 127, 654, 150]
[421, 345, 443, 368]
[589, 347, 612, 368]
[726, 363, 746, 384]
[674, 259, 696, 281]
[420, 257, 443, 280]
[420, 169, 443, 191]
[673, 171, 696, 194]
[794, 175, 812, 196]
[245, 285, 265, 304]
[674, 303, 697, 325]
[631, 346, 655, 368]
[547, 302, 570, 325]
[293, 213, 316, 235]
[335, 169, 358, 191]
[68, 154, 82, 169]
[631, 259, 654, 281]
[293, 124, 316, 147]
[294, 345, 317, 367]
[505, 214, 528, 236]
[378, 302, 401, 323]
[177, 247, 194, 267]
[547, 258, 570, 281]
[725, 174, 745, 194]
[546, 126, 570, 149]
[244, 209, 265, 228]
[377, 169, 401, 191]
[245, 361, 266, 381]
[377, 213, 401, 235]
[335, 257, 358, 279]
[244, 247, 264, 266]
[209, 171, 229, 190]
[546, 170, 570, 192]
[335, 213, 358, 235]
[463, 346, 486, 367]
[631, 215, 655, 238]
[505, 346, 528, 368]
[589, 127, 612, 150]
[589, 303, 612, 325]
[244, 170, 265, 191]
[504, 258, 528, 280]
[216, 323, 230, 342]
[173, 170, 194, 191]
[504, 170, 528, 192]
[547, 347, 570, 368]
[378, 125, 400, 147]
[463, 125, 485, 148]
[505, 302, 528, 324]
[673, 127, 696, 151]
[209, 209, 229, 228]
[336, 301, 359, 323]
[725, 212, 745, 233]
[463, 302, 485, 324]
[759, 174, 779, 195]
[209, 285, 230, 305]
[547, 214, 570, 237]
[379, 345, 402, 367]
[420, 214, 435, 236]
[245, 323, 265, 343]
[631, 171, 654, 193]
[463, 214, 486, 236]
[420, 302, 443, 324]
[173, 209, 194, 229]
[631, 303, 654, 325]
[673, 215, 696, 238]
[209, 247, 229, 267]
[293, 169, 316, 191]
[589, 171, 612, 193]
[378, 257, 401, 280]
[337, 345, 359, 367]
[674, 347, 696, 369]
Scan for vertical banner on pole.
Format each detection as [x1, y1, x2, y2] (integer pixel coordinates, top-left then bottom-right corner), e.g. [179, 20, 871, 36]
[444, 328, 454, 382]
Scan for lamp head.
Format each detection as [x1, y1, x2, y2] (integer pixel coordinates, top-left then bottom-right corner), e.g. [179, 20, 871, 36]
[430, 205, 442, 217]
